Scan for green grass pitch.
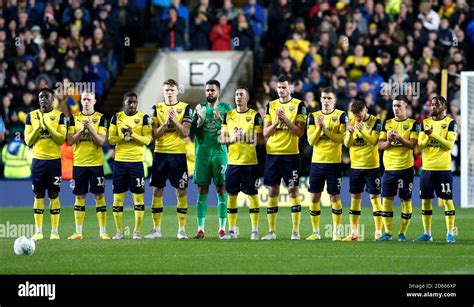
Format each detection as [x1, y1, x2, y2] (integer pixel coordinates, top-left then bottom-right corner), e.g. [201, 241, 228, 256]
[1, 206, 473, 274]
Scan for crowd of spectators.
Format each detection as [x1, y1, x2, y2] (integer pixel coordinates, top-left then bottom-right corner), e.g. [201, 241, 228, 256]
[259, 0, 472, 175]
[1, 0, 473, 178]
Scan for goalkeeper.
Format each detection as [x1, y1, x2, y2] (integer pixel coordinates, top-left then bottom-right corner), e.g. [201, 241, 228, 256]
[191, 80, 233, 239]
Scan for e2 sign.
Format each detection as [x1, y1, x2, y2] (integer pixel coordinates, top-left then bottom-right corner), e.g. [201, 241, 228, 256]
[179, 60, 232, 88]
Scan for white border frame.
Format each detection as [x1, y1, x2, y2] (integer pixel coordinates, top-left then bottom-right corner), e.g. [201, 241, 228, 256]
[461, 72, 474, 208]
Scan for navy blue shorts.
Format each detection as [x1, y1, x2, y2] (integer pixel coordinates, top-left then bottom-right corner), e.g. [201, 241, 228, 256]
[31, 158, 62, 195]
[309, 163, 342, 195]
[263, 154, 300, 188]
[112, 161, 145, 194]
[72, 166, 105, 195]
[349, 168, 381, 195]
[382, 168, 414, 199]
[150, 153, 188, 189]
[420, 170, 453, 200]
[225, 164, 260, 195]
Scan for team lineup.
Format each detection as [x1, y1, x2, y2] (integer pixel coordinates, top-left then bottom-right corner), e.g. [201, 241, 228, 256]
[24, 75, 458, 243]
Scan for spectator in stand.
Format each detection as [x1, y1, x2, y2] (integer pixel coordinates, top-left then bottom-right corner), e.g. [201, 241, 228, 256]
[162, 0, 189, 23]
[275, 57, 297, 80]
[231, 14, 254, 51]
[30, 25, 44, 49]
[189, 7, 212, 50]
[217, 0, 239, 23]
[389, 62, 410, 85]
[161, 7, 186, 51]
[85, 54, 106, 104]
[152, 0, 171, 44]
[418, 0, 440, 31]
[303, 68, 326, 95]
[1, 95, 12, 126]
[345, 44, 370, 82]
[267, 0, 293, 59]
[64, 56, 83, 82]
[271, 46, 296, 76]
[302, 43, 322, 76]
[18, 12, 32, 33]
[92, 23, 112, 62]
[242, 0, 265, 58]
[42, 2, 60, 33]
[210, 14, 232, 51]
[62, 0, 91, 26]
[284, 30, 310, 71]
[357, 62, 385, 99]
[191, 0, 216, 26]
[438, 0, 456, 19]
[162, 0, 189, 48]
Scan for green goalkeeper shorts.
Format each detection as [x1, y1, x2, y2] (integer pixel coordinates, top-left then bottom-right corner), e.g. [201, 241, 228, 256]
[193, 154, 227, 186]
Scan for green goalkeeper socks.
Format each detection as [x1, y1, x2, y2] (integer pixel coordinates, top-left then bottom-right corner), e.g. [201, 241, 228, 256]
[217, 193, 227, 230]
[196, 194, 208, 230]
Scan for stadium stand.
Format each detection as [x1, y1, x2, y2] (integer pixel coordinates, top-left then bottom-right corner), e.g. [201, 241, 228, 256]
[0, 0, 473, 179]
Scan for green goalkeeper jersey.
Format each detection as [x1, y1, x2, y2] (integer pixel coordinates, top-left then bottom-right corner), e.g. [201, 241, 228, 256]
[192, 101, 233, 157]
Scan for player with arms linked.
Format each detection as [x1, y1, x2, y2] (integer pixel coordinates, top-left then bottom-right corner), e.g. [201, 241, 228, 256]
[145, 79, 193, 239]
[305, 88, 346, 241]
[415, 96, 458, 243]
[220, 87, 264, 240]
[67, 91, 110, 240]
[377, 95, 419, 242]
[343, 100, 383, 241]
[25, 88, 67, 240]
[108, 92, 152, 239]
[262, 75, 307, 240]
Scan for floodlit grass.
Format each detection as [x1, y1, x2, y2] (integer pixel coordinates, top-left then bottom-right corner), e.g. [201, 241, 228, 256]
[1, 206, 473, 274]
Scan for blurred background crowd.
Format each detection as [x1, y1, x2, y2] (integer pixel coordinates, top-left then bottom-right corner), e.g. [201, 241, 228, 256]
[1, 0, 473, 179]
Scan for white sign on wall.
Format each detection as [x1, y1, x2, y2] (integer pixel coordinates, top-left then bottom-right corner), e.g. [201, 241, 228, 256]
[178, 59, 232, 88]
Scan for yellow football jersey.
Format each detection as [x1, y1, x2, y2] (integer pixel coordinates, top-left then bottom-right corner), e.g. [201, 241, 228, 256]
[222, 109, 263, 165]
[345, 114, 382, 169]
[264, 98, 307, 155]
[25, 109, 67, 159]
[108, 111, 152, 162]
[68, 112, 107, 167]
[152, 101, 192, 154]
[419, 116, 457, 171]
[380, 118, 419, 171]
[307, 109, 346, 163]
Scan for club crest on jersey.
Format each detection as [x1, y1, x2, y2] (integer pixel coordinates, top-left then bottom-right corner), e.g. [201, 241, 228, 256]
[289, 106, 295, 112]
[93, 118, 98, 124]
[134, 119, 140, 124]
[403, 124, 409, 130]
[50, 116, 56, 121]
[366, 125, 371, 130]
[441, 124, 447, 129]
[332, 116, 337, 122]
[246, 116, 252, 122]
[176, 109, 183, 114]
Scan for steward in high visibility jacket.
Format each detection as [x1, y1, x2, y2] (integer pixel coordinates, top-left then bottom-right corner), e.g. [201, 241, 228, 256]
[2, 140, 33, 179]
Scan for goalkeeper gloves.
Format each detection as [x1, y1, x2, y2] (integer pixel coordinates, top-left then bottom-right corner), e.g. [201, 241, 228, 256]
[196, 104, 206, 128]
[213, 108, 223, 124]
